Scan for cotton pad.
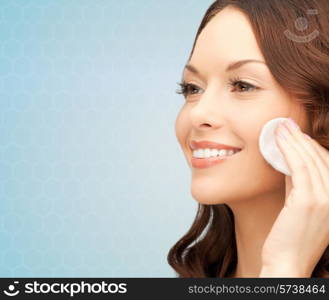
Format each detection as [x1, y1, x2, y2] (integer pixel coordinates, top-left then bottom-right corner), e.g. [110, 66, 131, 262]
[259, 117, 291, 176]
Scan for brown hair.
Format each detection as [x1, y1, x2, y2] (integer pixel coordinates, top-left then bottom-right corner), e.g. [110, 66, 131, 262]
[168, 0, 329, 277]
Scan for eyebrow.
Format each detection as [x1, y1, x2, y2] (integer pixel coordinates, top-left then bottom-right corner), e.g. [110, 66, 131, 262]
[184, 59, 266, 74]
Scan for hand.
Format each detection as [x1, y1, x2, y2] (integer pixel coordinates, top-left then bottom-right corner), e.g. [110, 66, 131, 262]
[260, 118, 329, 277]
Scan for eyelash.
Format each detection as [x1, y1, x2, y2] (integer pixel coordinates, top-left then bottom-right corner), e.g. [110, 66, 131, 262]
[176, 77, 259, 98]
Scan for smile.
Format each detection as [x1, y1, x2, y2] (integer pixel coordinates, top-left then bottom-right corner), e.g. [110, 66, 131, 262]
[191, 149, 242, 169]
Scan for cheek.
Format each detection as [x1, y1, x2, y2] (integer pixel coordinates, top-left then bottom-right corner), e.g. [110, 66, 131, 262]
[243, 125, 285, 189]
[175, 108, 190, 147]
[238, 121, 284, 177]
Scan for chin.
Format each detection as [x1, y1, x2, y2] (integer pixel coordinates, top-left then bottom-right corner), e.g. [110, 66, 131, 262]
[194, 198, 224, 205]
[191, 185, 228, 205]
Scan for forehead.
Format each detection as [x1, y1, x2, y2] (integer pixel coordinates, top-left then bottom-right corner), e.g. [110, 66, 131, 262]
[189, 6, 265, 73]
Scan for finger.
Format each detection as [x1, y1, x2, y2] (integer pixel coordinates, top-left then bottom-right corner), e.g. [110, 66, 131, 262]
[301, 134, 329, 185]
[284, 119, 329, 194]
[304, 134, 329, 164]
[275, 123, 314, 197]
[277, 119, 325, 198]
[303, 135, 329, 202]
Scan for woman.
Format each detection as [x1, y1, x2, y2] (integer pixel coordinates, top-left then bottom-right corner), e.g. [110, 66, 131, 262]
[168, 0, 329, 277]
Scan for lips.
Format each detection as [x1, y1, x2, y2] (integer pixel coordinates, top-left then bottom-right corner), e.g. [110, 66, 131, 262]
[190, 140, 242, 151]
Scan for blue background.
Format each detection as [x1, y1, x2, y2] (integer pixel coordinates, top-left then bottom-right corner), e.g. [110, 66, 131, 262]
[0, 0, 213, 276]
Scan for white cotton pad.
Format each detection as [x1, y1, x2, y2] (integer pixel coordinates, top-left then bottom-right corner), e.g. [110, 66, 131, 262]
[259, 117, 291, 176]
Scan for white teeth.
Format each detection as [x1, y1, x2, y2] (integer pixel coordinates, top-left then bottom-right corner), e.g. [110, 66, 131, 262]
[210, 149, 218, 156]
[192, 148, 238, 158]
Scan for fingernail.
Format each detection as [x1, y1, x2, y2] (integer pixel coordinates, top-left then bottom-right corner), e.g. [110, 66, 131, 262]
[286, 118, 300, 130]
[277, 125, 289, 140]
[278, 131, 287, 141]
[304, 133, 312, 140]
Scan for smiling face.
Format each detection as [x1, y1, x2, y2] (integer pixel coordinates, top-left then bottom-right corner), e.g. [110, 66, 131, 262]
[175, 6, 310, 205]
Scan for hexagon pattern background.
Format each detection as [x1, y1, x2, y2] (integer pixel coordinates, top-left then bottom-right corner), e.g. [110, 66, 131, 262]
[0, 0, 213, 277]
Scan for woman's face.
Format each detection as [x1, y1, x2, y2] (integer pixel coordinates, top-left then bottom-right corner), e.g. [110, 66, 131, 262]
[175, 6, 310, 205]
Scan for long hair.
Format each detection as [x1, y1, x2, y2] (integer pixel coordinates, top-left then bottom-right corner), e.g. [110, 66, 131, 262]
[168, 0, 329, 277]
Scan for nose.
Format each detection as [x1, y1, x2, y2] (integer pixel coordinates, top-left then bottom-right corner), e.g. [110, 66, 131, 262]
[189, 88, 225, 130]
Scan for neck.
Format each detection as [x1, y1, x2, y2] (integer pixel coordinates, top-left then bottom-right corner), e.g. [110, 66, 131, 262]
[227, 189, 285, 278]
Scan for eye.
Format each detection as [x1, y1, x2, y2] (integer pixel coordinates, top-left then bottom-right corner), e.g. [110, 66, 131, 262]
[228, 76, 259, 93]
[175, 77, 260, 99]
[176, 81, 203, 98]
